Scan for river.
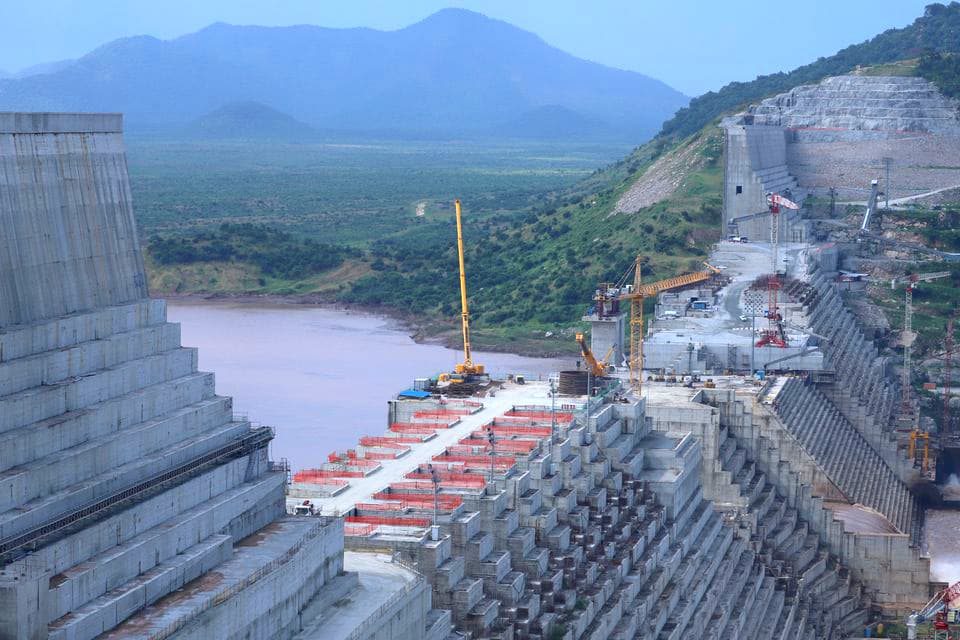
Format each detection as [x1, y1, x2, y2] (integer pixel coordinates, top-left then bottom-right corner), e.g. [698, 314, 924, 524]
[166, 302, 570, 472]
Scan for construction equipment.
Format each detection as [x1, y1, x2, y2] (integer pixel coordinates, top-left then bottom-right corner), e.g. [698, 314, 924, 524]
[575, 333, 613, 377]
[755, 192, 800, 349]
[891, 271, 951, 418]
[594, 257, 721, 394]
[452, 199, 484, 377]
[909, 429, 931, 473]
[906, 579, 960, 639]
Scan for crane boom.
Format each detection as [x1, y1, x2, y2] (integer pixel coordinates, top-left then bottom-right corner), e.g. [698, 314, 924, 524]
[612, 258, 721, 394]
[575, 333, 612, 377]
[453, 200, 483, 376]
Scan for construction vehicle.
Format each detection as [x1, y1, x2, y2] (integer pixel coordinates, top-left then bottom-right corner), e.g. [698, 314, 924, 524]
[593, 257, 721, 394]
[452, 199, 484, 378]
[575, 333, 614, 377]
[906, 580, 960, 639]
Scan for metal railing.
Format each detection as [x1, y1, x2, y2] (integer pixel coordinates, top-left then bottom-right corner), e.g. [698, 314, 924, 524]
[0, 427, 274, 564]
[345, 557, 426, 640]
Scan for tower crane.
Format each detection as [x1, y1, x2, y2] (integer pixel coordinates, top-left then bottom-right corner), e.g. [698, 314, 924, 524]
[575, 333, 614, 377]
[452, 199, 484, 377]
[593, 257, 721, 394]
[891, 271, 950, 418]
[756, 192, 800, 349]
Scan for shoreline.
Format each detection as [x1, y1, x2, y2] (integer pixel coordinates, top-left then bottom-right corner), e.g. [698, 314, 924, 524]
[156, 292, 576, 359]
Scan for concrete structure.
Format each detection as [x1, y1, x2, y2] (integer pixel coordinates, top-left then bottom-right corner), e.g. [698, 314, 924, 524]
[0, 112, 436, 640]
[292, 375, 872, 638]
[583, 311, 626, 370]
[725, 75, 960, 209]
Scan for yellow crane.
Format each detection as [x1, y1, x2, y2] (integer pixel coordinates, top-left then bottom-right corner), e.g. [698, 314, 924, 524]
[575, 333, 614, 377]
[452, 199, 484, 377]
[599, 257, 721, 393]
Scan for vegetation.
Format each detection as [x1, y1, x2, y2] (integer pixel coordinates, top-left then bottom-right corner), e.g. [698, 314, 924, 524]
[148, 223, 358, 280]
[918, 51, 960, 97]
[660, 2, 960, 140]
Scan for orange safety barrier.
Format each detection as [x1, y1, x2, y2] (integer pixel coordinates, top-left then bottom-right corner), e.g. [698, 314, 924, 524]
[346, 515, 431, 528]
[376, 434, 426, 443]
[431, 454, 515, 468]
[359, 437, 412, 449]
[360, 451, 398, 460]
[372, 493, 464, 508]
[331, 456, 379, 467]
[504, 410, 574, 421]
[294, 469, 364, 480]
[414, 409, 472, 418]
[390, 424, 441, 434]
[344, 523, 377, 536]
[407, 469, 488, 484]
[475, 426, 552, 438]
[458, 438, 537, 451]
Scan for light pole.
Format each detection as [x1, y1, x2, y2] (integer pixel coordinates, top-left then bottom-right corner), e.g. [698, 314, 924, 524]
[550, 378, 557, 442]
[486, 427, 496, 494]
[428, 464, 440, 540]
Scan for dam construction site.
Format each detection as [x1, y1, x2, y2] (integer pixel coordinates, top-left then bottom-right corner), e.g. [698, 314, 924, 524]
[2, 70, 960, 640]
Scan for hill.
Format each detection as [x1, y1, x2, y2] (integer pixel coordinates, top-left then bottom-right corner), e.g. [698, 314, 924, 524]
[183, 101, 317, 140]
[0, 9, 687, 140]
[660, 2, 960, 140]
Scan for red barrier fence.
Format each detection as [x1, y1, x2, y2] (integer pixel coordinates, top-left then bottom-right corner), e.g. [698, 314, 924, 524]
[431, 454, 515, 468]
[371, 492, 464, 508]
[359, 437, 412, 449]
[504, 410, 574, 421]
[346, 515, 431, 528]
[390, 424, 442, 434]
[414, 409, 472, 418]
[475, 425, 552, 438]
[344, 523, 377, 537]
[295, 469, 365, 481]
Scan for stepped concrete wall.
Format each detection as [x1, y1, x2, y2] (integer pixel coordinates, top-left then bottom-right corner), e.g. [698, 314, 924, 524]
[0, 112, 434, 640]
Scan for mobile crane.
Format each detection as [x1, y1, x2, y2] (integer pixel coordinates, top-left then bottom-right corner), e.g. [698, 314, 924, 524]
[452, 199, 484, 378]
[575, 333, 614, 377]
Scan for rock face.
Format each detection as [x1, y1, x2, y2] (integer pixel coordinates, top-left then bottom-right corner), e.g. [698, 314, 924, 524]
[0, 113, 345, 640]
[724, 74, 960, 217]
[747, 75, 960, 136]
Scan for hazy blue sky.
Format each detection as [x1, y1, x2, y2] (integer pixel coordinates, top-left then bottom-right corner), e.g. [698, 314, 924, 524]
[0, 0, 935, 95]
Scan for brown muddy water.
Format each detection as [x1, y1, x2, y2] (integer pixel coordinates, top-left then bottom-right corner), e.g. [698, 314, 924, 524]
[167, 302, 570, 472]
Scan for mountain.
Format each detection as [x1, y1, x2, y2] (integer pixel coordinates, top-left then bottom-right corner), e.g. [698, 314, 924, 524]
[11, 59, 76, 79]
[661, 2, 960, 140]
[183, 101, 317, 140]
[0, 9, 688, 140]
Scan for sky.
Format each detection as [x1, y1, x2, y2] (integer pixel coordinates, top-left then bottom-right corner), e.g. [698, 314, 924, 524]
[0, 0, 936, 95]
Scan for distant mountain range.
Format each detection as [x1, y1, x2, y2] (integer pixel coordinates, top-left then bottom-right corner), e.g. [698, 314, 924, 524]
[0, 9, 687, 141]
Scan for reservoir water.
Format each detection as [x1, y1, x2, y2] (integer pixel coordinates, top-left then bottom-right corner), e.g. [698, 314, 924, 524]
[167, 302, 570, 472]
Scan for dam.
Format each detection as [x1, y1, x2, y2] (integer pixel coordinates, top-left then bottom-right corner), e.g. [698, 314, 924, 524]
[1, 79, 957, 639]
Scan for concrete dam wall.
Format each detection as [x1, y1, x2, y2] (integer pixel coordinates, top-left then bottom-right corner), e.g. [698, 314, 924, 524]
[0, 113, 352, 640]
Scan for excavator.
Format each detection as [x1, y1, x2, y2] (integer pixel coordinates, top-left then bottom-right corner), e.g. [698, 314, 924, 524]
[575, 333, 614, 377]
[906, 580, 960, 639]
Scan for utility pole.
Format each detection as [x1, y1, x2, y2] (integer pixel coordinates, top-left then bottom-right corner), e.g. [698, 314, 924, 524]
[883, 157, 893, 209]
